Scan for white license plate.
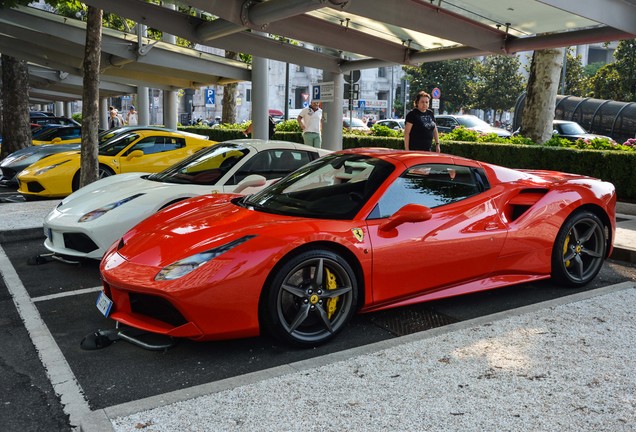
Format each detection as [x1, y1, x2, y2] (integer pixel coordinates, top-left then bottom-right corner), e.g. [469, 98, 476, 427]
[96, 291, 113, 317]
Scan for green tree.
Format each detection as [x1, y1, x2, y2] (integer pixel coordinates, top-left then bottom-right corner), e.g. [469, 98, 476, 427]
[474, 55, 525, 122]
[591, 63, 622, 100]
[590, 39, 636, 101]
[403, 58, 478, 113]
[613, 39, 636, 101]
[561, 51, 590, 97]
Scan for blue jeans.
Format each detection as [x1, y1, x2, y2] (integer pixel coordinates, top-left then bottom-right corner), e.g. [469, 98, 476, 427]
[302, 132, 322, 148]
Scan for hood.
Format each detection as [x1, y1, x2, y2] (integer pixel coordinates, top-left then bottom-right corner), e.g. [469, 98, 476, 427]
[117, 195, 293, 267]
[1, 144, 81, 168]
[20, 150, 80, 173]
[56, 173, 149, 213]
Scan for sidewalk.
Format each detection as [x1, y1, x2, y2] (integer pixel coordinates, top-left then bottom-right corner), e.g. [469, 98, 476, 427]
[0, 199, 634, 432]
[90, 282, 635, 432]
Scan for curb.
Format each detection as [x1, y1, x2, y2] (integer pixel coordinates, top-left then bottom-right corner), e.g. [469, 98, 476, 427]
[610, 246, 636, 264]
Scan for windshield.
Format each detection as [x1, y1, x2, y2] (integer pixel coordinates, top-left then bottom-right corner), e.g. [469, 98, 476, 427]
[34, 127, 73, 141]
[345, 118, 367, 128]
[243, 153, 394, 219]
[98, 133, 141, 156]
[557, 122, 587, 135]
[456, 116, 489, 128]
[147, 143, 248, 185]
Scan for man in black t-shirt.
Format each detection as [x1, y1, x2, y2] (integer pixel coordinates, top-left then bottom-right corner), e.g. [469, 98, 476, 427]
[404, 91, 440, 152]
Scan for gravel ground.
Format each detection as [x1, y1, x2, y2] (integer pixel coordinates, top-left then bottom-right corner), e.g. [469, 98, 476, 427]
[110, 284, 636, 432]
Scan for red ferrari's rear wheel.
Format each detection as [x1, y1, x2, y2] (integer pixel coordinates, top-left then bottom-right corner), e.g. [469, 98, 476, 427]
[263, 249, 357, 347]
[551, 210, 606, 287]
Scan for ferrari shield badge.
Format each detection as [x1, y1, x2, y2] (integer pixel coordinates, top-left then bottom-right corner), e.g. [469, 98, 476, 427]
[351, 228, 364, 242]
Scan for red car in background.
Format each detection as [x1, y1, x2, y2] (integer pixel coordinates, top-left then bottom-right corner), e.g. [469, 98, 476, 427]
[99, 149, 616, 347]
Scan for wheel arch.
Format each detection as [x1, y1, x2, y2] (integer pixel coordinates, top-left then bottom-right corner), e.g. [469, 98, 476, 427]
[566, 203, 613, 259]
[257, 240, 366, 324]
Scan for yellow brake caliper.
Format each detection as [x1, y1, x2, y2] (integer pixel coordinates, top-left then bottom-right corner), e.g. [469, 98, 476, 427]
[563, 233, 571, 267]
[325, 268, 339, 319]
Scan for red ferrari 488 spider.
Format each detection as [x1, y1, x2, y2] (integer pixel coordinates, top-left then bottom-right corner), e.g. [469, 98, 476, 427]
[99, 148, 616, 347]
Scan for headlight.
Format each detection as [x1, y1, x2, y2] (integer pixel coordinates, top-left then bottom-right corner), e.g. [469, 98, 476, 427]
[78, 193, 145, 222]
[2, 153, 33, 166]
[35, 160, 70, 176]
[155, 235, 256, 281]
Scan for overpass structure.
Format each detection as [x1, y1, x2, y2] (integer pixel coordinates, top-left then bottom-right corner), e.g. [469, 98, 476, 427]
[1, 0, 635, 145]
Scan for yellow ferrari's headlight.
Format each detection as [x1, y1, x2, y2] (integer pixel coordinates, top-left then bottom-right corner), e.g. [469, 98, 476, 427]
[35, 160, 70, 176]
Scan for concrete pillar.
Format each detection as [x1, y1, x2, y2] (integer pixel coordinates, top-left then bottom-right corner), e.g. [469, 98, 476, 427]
[164, 90, 177, 129]
[321, 71, 344, 151]
[65, 102, 73, 118]
[55, 101, 64, 116]
[136, 23, 150, 126]
[162, 2, 178, 129]
[251, 54, 269, 139]
[138, 87, 150, 126]
[100, 98, 109, 129]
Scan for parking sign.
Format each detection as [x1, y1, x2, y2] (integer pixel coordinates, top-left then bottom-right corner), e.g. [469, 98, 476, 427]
[205, 88, 215, 106]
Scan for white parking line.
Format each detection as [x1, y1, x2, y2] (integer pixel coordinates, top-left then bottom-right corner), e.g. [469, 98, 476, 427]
[0, 244, 90, 429]
[32, 286, 102, 303]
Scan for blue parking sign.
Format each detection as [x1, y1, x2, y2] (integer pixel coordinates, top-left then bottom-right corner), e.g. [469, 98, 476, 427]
[205, 88, 215, 105]
[312, 85, 321, 101]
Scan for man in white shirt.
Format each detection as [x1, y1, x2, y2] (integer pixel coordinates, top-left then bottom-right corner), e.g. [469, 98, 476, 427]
[297, 100, 323, 148]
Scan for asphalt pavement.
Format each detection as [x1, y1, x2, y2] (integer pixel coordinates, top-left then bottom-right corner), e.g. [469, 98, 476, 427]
[0, 199, 634, 432]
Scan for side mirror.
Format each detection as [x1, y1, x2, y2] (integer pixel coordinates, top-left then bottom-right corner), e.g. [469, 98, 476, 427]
[51, 137, 62, 144]
[234, 174, 267, 193]
[126, 150, 144, 160]
[552, 130, 559, 136]
[379, 204, 433, 232]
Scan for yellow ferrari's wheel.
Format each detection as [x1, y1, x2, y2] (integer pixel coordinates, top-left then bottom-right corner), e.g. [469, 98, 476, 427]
[72, 165, 115, 191]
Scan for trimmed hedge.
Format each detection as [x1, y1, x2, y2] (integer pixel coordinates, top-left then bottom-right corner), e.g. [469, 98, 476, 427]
[179, 127, 636, 201]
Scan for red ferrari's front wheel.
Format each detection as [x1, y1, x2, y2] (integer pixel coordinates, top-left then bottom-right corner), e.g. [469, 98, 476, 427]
[551, 210, 606, 287]
[262, 249, 358, 347]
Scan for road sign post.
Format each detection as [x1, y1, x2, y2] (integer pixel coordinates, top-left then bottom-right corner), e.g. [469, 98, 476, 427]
[431, 87, 441, 115]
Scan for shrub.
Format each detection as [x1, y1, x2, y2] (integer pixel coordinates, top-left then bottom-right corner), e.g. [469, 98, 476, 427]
[370, 124, 402, 137]
[276, 119, 301, 132]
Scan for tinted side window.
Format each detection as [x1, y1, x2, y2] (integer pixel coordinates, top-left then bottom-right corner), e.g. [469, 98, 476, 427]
[231, 150, 315, 184]
[125, 137, 185, 155]
[368, 164, 482, 219]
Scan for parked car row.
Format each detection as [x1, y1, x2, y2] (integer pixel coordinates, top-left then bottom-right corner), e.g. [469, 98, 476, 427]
[0, 125, 617, 350]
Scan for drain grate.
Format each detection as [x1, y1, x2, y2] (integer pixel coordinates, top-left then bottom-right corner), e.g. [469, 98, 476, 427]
[368, 306, 459, 336]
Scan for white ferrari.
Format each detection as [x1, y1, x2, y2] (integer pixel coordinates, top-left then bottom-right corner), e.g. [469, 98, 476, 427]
[43, 139, 330, 259]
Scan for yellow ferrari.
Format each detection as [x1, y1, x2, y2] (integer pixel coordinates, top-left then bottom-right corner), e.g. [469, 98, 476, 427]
[18, 129, 215, 198]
